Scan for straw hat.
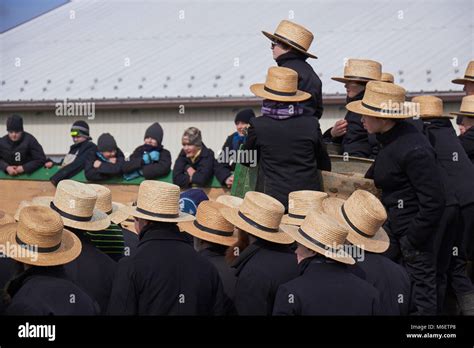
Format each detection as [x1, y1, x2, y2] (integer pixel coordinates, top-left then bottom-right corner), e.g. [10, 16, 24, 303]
[450, 95, 474, 118]
[322, 190, 389, 253]
[179, 201, 238, 247]
[411, 95, 452, 119]
[452, 61, 474, 85]
[0, 210, 15, 226]
[381, 72, 394, 83]
[121, 181, 195, 223]
[88, 184, 128, 224]
[331, 59, 382, 84]
[262, 20, 317, 58]
[14, 200, 35, 221]
[281, 190, 328, 226]
[220, 191, 294, 244]
[0, 206, 81, 266]
[346, 81, 414, 118]
[250, 66, 311, 102]
[280, 211, 355, 264]
[216, 195, 243, 208]
[35, 180, 110, 231]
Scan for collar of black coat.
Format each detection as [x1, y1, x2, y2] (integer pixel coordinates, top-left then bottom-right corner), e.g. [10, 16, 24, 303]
[179, 143, 211, 160]
[70, 139, 95, 152]
[199, 244, 228, 258]
[275, 50, 308, 66]
[138, 221, 188, 244]
[375, 120, 418, 146]
[421, 117, 452, 128]
[230, 238, 294, 273]
[298, 253, 346, 275]
[6, 265, 67, 299]
[462, 126, 474, 140]
[4, 131, 26, 146]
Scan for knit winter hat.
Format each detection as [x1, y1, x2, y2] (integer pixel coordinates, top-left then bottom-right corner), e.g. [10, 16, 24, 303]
[97, 133, 117, 152]
[234, 109, 255, 124]
[182, 127, 202, 147]
[144, 122, 164, 145]
[6, 114, 24, 132]
[71, 120, 90, 138]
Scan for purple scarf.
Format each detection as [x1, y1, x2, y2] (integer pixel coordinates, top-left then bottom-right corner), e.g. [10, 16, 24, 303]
[261, 100, 304, 120]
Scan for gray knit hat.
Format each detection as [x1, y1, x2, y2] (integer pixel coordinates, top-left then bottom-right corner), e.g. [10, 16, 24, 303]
[182, 127, 202, 146]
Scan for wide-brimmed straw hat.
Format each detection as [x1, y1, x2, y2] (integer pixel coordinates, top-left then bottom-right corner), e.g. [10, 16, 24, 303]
[220, 191, 294, 244]
[322, 190, 389, 253]
[32, 180, 110, 231]
[250, 66, 311, 102]
[281, 190, 328, 226]
[280, 211, 355, 264]
[411, 95, 453, 119]
[381, 72, 394, 83]
[332, 59, 382, 84]
[452, 61, 474, 85]
[179, 201, 238, 247]
[346, 81, 415, 118]
[0, 210, 15, 226]
[0, 206, 81, 266]
[216, 195, 243, 208]
[262, 20, 317, 58]
[450, 95, 474, 118]
[121, 181, 195, 223]
[88, 184, 128, 224]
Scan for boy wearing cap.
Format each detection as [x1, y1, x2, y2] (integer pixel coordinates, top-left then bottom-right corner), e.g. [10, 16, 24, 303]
[0, 206, 99, 315]
[0, 114, 47, 176]
[49, 120, 97, 186]
[173, 127, 216, 188]
[273, 210, 381, 315]
[122, 122, 172, 180]
[84, 133, 125, 181]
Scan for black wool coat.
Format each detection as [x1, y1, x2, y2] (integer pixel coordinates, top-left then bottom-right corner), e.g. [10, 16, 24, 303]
[107, 222, 227, 315]
[84, 148, 126, 181]
[172, 145, 215, 188]
[459, 126, 474, 165]
[121, 145, 172, 179]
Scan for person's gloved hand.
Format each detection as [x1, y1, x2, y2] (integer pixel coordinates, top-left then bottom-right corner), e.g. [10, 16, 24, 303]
[149, 151, 160, 162]
[142, 152, 151, 165]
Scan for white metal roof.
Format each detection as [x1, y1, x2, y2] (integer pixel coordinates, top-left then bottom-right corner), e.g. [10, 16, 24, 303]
[1, 0, 473, 102]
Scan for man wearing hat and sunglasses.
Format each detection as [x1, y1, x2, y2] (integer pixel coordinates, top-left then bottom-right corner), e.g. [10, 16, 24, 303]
[0, 114, 47, 177]
[0, 206, 99, 315]
[263, 20, 323, 119]
[108, 181, 227, 315]
[49, 121, 97, 186]
[452, 60, 474, 135]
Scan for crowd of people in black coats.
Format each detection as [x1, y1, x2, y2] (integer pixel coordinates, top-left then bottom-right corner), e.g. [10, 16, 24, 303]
[1, 19, 474, 317]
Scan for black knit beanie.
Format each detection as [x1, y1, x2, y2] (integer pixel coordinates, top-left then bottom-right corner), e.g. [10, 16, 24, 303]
[97, 133, 117, 152]
[144, 122, 164, 145]
[6, 114, 24, 132]
[234, 109, 255, 124]
[71, 120, 90, 138]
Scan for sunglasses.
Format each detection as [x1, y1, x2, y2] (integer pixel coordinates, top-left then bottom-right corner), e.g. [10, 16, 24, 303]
[70, 131, 80, 137]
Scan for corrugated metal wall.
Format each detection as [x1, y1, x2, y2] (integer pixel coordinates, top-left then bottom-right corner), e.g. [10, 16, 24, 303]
[0, 101, 461, 161]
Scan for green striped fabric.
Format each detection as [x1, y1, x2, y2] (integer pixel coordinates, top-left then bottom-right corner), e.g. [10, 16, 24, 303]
[86, 223, 125, 258]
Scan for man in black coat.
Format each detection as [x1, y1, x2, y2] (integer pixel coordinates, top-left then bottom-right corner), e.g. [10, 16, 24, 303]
[0, 205, 99, 316]
[263, 20, 323, 118]
[122, 122, 172, 180]
[85, 133, 125, 181]
[49, 120, 97, 186]
[454, 96, 474, 165]
[0, 114, 46, 176]
[173, 127, 216, 188]
[274, 210, 381, 315]
[107, 180, 227, 315]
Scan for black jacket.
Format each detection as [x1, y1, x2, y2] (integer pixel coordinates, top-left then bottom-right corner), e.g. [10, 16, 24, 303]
[323, 91, 378, 158]
[63, 229, 116, 314]
[173, 145, 215, 188]
[84, 148, 125, 181]
[276, 51, 323, 118]
[221, 132, 245, 171]
[4, 266, 99, 315]
[0, 132, 46, 174]
[365, 122, 445, 250]
[0, 257, 17, 290]
[349, 252, 412, 315]
[273, 255, 381, 315]
[107, 222, 227, 315]
[50, 140, 97, 185]
[419, 118, 474, 207]
[121, 145, 172, 179]
[231, 238, 298, 315]
[244, 115, 330, 209]
[459, 127, 474, 165]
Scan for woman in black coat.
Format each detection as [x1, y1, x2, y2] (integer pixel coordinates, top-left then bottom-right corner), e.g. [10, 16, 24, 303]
[244, 66, 330, 209]
[122, 122, 172, 180]
[351, 81, 445, 315]
[173, 127, 216, 188]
